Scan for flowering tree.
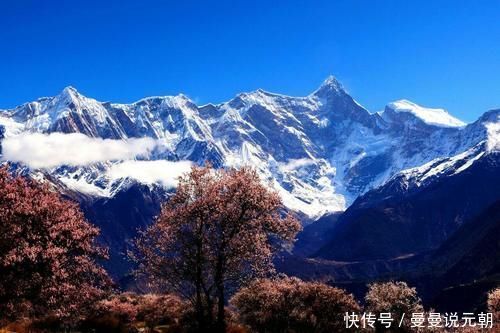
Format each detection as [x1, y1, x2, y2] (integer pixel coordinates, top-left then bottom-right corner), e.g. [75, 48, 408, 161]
[230, 276, 360, 333]
[365, 281, 423, 332]
[488, 287, 500, 322]
[134, 165, 301, 332]
[0, 166, 111, 325]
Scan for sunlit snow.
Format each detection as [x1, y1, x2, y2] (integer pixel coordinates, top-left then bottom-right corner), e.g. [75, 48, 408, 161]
[387, 99, 465, 128]
[0, 78, 497, 220]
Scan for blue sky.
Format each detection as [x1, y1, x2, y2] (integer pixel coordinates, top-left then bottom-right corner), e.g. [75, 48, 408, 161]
[0, 0, 498, 122]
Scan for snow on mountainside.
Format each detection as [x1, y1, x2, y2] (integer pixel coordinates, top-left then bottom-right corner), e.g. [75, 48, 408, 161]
[385, 99, 466, 128]
[392, 108, 500, 189]
[0, 76, 497, 219]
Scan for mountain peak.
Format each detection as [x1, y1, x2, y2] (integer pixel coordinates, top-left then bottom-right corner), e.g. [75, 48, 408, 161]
[61, 85, 79, 96]
[56, 86, 82, 104]
[386, 99, 466, 128]
[312, 75, 346, 97]
[322, 75, 342, 87]
[476, 108, 500, 124]
[62, 85, 78, 93]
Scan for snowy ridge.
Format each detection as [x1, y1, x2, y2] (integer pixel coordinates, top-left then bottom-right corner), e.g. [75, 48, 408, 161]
[397, 143, 487, 188]
[390, 109, 499, 189]
[385, 99, 465, 128]
[0, 77, 497, 219]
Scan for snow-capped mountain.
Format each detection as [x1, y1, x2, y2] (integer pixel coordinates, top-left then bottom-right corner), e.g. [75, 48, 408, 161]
[384, 99, 466, 128]
[0, 76, 498, 219]
[314, 149, 500, 262]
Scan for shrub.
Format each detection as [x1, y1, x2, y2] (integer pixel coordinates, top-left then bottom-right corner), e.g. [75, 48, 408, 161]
[487, 287, 500, 325]
[487, 287, 500, 314]
[231, 276, 360, 333]
[96, 293, 140, 324]
[137, 294, 186, 332]
[365, 281, 423, 332]
[81, 293, 187, 333]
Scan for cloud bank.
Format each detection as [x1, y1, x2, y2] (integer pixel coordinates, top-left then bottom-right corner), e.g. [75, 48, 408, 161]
[107, 160, 192, 188]
[1, 133, 156, 168]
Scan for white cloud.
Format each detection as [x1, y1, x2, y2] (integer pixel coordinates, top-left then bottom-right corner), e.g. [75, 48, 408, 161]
[107, 160, 192, 188]
[279, 158, 316, 172]
[1, 133, 157, 168]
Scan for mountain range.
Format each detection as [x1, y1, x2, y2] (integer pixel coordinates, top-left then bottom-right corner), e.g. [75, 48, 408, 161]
[0, 77, 499, 302]
[1, 76, 497, 219]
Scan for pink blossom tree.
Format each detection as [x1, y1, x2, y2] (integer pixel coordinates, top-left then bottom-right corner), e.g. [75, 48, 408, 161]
[134, 165, 301, 332]
[0, 166, 111, 326]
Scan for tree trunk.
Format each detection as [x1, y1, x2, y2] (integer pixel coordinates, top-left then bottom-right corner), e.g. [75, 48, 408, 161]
[215, 255, 226, 333]
[195, 242, 209, 331]
[216, 284, 225, 333]
[195, 287, 206, 330]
